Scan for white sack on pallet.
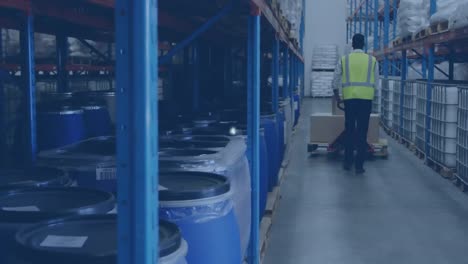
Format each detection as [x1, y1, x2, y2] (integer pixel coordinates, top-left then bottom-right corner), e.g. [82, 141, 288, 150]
[397, 0, 430, 37]
[311, 71, 335, 97]
[430, 0, 468, 29]
[408, 61, 468, 81]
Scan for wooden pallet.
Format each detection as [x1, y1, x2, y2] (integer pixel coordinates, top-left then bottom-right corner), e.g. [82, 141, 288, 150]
[414, 28, 430, 40]
[392, 38, 402, 47]
[429, 21, 450, 35]
[402, 35, 412, 44]
[413, 147, 425, 160]
[390, 130, 401, 141]
[399, 137, 416, 151]
[381, 123, 393, 136]
[454, 174, 468, 192]
[426, 157, 456, 180]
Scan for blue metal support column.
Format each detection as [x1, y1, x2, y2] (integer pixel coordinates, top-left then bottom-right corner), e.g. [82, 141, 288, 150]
[422, 55, 427, 78]
[20, 11, 36, 166]
[448, 46, 455, 81]
[425, 46, 434, 157]
[400, 50, 407, 135]
[383, 0, 390, 77]
[272, 37, 280, 113]
[115, 1, 159, 264]
[347, 22, 350, 43]
[247, 9, 260, 264]
[192, 42, 200, 112]
[56, 32, 68, 92]
[365, 0, 369, 52]
[359, 6, 363, 33]
[373, 0, 379, 51]
[283, 46, 289, 98]
[353, 0, 357, 34]
[425, 0, 437, 157]
[393, 0, 398, 40]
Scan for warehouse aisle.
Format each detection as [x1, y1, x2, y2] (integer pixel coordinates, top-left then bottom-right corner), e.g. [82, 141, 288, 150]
[264, 98, 468, 264]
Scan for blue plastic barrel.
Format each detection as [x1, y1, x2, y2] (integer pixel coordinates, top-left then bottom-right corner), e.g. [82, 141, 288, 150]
[277, 110, 286, 163]
[261, 114, 279, 191]
[37, 137, 117, 193]
[37, 108, 85, 151]
[0, 167, 71, 191]
[15, 216, 188, 264]
[82, 105, 113, 138]
[0, 188, 115, 264]
[159, 171, 241, 264]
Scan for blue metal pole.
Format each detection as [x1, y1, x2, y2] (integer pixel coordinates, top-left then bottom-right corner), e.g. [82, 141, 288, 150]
[374, 0, 379, 51]
[353, 0, 357, 34]
[192, 42, 200, 112]
[365, 0, 369, 52]
[56, 32, 68, 92]
[247, 12, 260, 264]
[283, 46, 289, 98]
[400, 50, 407, 135]
[272, 37, 279, 114]
[20, 12, 36, 166]
[393, 0, 397, 40]
[359, 6, 363, 33]
[425, 46, 434, 157]
[115, 1, 159, 264]
[422, 56, 427, 78]
[383, 0, 390, 77]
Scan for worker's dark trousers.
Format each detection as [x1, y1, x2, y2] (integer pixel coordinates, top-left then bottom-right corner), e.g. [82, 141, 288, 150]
[344, 99, 372, 169]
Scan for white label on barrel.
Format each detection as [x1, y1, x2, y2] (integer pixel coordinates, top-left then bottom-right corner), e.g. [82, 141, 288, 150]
[2, 206, 40, 212]
[159, 185, 168, 191]
[284, 122, 287, 143]
[40, 235, 88, 248]
[294, 101, 298, 111]
[96, 168, 116, 181]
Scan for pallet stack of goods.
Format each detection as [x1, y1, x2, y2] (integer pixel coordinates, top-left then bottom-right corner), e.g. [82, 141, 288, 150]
[457, 87, 468, 184]
[401, 80, 418, 142]
[391, 78, 401, 133]
[428, 83, 459, 169]
[397, 0, 429, 41]
[415, 82, 428, 153]
[381, 78, 394, 129]
[275, 0, 303, 46]
[310, 45, 338, 97]
[429, 0, 468, 33]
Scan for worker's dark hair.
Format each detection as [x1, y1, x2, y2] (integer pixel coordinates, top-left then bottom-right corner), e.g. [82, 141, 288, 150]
[352, 34, 365, 50]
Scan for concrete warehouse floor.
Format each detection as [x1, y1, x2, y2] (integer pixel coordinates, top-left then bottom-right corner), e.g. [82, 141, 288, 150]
[264, 98, 468, 264]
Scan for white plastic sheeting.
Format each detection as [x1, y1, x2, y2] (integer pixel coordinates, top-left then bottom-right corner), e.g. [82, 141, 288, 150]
[277, 0, 303, 42]
[430, 0, 468, 29]
[397, 0, 430, 37]
[311, 44, 338, 70]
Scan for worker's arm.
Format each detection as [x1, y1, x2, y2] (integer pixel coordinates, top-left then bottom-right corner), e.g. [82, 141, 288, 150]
[333, 59, 343, 101]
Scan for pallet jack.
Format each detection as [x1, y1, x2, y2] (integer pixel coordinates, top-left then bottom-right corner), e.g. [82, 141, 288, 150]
[307, 101, 388, 158]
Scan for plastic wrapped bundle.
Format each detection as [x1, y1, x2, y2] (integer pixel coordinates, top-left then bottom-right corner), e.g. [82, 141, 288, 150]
[397, 0, 430, 37]
[159, 136, 251, 259]
[430, 0, 468, 29]
[311, 45, 338, 70]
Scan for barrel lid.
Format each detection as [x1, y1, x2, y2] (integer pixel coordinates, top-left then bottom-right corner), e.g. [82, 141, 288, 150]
[15, 215, 182, 261]
[0, 167, 70, 190]
[159, 171, 230, 200]
[0, 188, 115, 223]
[159, 149, 218, 157]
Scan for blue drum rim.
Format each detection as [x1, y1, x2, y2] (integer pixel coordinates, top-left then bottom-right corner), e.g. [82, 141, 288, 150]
[0, 187, 115, 223]
[159, 171, 231, 201]
[0, 167, 72, 191]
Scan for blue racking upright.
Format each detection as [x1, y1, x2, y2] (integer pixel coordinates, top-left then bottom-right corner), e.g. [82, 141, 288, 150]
[0, 0, 305, 263]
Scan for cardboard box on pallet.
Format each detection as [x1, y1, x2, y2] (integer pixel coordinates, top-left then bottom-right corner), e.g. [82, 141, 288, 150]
[309, 113, 380, 144]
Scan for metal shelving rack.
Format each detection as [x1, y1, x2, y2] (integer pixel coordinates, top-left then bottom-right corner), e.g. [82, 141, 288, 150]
[347, 0, 468, 158]
[0, 0, 305, 263]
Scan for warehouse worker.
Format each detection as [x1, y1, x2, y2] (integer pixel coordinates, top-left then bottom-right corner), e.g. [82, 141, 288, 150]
[333, 34, 379, 174]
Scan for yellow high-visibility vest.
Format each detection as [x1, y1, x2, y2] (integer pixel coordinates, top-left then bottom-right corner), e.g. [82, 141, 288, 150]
[341, 53, 377, 100]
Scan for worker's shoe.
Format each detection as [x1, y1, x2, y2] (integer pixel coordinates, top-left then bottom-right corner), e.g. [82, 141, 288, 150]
[343, 164, 352, 171]
[355, 168, 366, 174]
